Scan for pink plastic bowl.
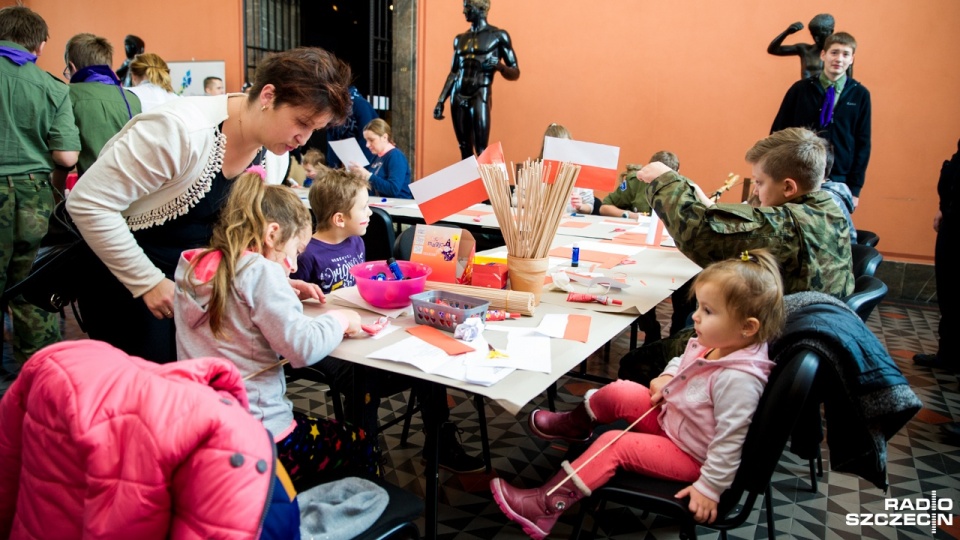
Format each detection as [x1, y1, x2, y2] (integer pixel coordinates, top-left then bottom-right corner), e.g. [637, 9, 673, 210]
[349, 260, 432, 309]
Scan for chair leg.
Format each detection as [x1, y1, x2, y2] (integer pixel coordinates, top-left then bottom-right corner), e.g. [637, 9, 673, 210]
[807, 458, 817, 493]
[473, 394, 492, 473]
[569, 497, 591, 540]
[546, 382, 557, 412]
[629, 319, 639, 350]
[399, 391, 417, 446]
[765, 485, 776, 539]
[327, 381, 345, 424]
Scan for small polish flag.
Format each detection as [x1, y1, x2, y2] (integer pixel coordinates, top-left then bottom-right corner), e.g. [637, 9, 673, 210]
[410, 155, 487, 224]
[542, 137, 620, 191]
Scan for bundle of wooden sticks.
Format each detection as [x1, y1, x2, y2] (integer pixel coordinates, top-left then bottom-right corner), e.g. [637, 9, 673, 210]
[479, 160, 582, 259]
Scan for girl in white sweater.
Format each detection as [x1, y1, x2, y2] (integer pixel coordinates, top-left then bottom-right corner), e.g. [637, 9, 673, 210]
[175, 168, 378, 491]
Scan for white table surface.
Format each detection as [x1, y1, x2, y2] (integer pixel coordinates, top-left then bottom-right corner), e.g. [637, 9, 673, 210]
[302, 299, 636, 416]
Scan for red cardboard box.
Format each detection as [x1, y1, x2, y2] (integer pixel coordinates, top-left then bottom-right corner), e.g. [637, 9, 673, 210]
[472, 262, 508, 289]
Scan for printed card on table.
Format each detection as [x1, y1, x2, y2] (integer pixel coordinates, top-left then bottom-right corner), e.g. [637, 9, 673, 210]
[542, 137, 620, 192]
[409, 224, 476, 284]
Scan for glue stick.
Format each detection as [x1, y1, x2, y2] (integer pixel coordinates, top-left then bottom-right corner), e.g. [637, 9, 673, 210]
[571, 243, 580, 268]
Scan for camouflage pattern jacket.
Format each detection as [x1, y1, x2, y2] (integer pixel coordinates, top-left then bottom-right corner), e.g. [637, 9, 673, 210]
[650, 171, 854, 298]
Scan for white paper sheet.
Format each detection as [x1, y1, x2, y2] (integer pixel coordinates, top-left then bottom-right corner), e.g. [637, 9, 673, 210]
[327, 287, 412, 318]
[535, 314, 569, 339]
[367, 335, 513, 386]
[329, 138, 370, 167]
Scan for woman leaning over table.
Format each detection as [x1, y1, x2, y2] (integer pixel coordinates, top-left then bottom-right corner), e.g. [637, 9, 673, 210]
[67, 47, 352, 363]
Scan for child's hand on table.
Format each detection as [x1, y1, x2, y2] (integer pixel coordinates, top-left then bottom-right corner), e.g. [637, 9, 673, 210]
[332, 309, 363, 336]
[289, 279, 326, 303]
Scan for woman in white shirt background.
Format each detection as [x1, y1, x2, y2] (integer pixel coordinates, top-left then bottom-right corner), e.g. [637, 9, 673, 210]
[127, 52, 179, 112]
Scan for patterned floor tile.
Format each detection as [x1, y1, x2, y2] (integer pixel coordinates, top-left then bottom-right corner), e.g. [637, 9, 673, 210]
[3, 299, 958, 539]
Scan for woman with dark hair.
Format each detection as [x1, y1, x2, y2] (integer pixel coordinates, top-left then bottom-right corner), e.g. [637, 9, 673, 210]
[67, 47, 353, 362]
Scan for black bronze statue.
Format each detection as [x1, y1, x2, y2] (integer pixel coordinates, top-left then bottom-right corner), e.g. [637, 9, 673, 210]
[115, 34, 144, 87]
[434, 0, 520, 159]
[767, 14, 835, 80]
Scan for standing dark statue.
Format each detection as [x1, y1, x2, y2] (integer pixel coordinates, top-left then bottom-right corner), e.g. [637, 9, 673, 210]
[434, 0, 520, 159]
[767, 14, 835, 80]
[115, 34, 144, 87]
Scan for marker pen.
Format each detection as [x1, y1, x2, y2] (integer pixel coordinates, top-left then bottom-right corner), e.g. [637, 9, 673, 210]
[386, 257, 405, 280]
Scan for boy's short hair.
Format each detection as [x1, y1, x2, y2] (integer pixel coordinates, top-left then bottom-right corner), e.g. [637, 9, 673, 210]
[648, 151, 680, 172]
[65, 33, 113, 70]
[0, 6, 48, 52]
[301, 148, 325, 168]
[203, 76, 222, 89]
[824, 31, 857, 53]
[745, 127, 827, 192]
[309, 167, 370, 232]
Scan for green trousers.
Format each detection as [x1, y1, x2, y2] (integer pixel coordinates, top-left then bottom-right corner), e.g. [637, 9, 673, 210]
[0, 175, 60, 366]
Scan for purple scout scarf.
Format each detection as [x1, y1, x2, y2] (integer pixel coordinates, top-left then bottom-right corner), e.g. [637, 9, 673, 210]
[70, 65, 134, 119]
[0, 46, 37, 66]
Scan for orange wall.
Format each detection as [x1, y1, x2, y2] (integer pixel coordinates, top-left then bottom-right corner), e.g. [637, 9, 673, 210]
[418, 1, 960, 263]
[5, 1, 957, 262]
[6, 0, 245, 93]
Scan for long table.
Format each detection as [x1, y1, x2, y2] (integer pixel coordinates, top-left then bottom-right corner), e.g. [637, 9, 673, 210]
[302, 299, 636, 538]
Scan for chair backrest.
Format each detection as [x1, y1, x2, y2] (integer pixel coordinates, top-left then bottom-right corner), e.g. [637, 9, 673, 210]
[716, 349, 820, 511]
[851, 243, 883, 278]
[856, 229, 880, 248]
[362, 207, 396, 262]
[844, 275, 888, 322]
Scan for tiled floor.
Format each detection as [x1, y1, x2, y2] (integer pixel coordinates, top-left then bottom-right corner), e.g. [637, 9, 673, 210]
[3, 299, 959, 539]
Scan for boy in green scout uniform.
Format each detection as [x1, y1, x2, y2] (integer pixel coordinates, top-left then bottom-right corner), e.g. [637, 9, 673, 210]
[599, 151, 679, 220]
[637, 127, 854, 298]
[63, 33, 141, 177]
[0, 6, 80, 366]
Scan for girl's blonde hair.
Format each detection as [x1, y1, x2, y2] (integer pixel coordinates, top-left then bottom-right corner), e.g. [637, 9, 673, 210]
[690, 248, 786, 344]
[187, 171, 312, 336]
[129, 52, 174, 93]
[363, 118, 394, 144]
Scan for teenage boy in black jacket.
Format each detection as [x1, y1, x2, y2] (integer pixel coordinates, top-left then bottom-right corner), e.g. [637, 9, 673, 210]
[772, 31, 871, 209]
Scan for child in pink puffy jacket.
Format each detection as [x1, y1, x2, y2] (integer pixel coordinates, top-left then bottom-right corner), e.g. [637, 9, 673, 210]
[490, 249, 786, 540]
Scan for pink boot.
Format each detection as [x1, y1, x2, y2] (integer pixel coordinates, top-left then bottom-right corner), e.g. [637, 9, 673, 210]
[528, 402, 595, 442]
[490, 463, 589, 540]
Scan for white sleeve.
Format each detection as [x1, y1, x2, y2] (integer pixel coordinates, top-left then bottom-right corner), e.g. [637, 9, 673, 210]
[241, 262, 346, 369]
[67, 113, 202, 297]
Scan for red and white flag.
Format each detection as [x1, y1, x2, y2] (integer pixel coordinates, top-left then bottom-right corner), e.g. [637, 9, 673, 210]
[542, 137, 620, 192]
[410, 155, 486, 224]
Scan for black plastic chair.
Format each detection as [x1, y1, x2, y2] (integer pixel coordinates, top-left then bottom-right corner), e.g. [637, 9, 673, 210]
[856, 229, 879, 248]
[844, 275, 888, 323]
[363, 207, 397, 262]
[851, 243, 883, 278]
[354, 480, 424, 540]
[571, 349, 821, 540]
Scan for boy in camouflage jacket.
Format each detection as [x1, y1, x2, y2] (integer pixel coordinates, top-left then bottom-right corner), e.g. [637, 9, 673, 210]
[637, 127, 854, 299]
